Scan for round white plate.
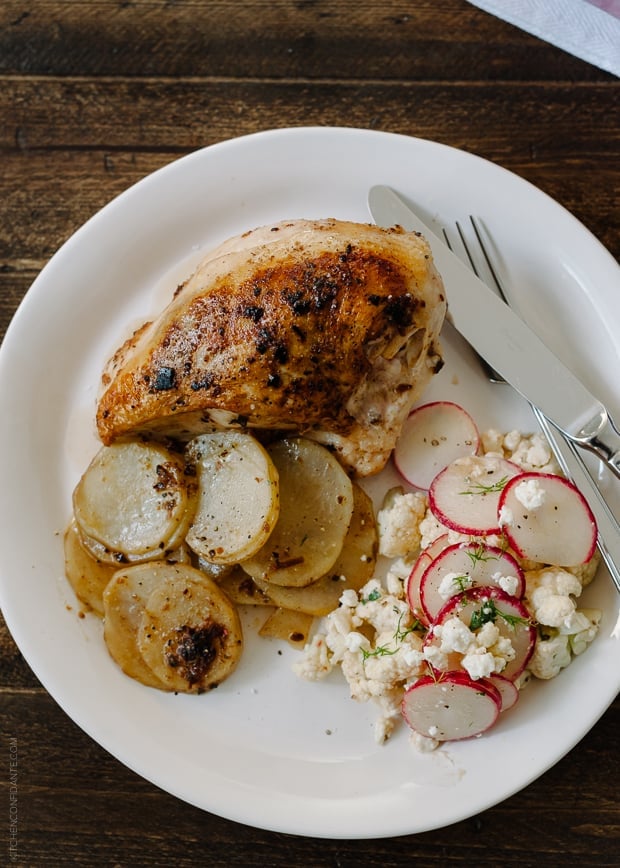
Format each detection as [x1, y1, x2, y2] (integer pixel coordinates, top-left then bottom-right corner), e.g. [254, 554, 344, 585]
[1, 127, 618, 839]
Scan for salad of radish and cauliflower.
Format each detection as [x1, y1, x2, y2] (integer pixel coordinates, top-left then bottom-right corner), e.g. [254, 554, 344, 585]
[294, 402, 602, 749]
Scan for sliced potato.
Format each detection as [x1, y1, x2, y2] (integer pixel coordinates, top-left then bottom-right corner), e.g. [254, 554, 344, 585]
[136, 563, 243, 693]
[102, 562, 170, 689]
[253, 482, 377, 615]
[258, 607, 315, 648]
[216, 566, 274, 607]
[64, 519, 118, 616]
[241, 438, 354, 588]
[185, 432, 279, 564]
[73, 440, 194, 560]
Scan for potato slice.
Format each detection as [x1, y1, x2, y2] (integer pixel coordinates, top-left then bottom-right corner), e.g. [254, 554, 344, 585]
[241, 438, 354, 588]
[73, 440, 194, 560]
[216, 566, 274, 607]
[136, 564, 243, 693]
[252, 482, 377, 615]
[64, 519, 118, 616]
[258, 607, 315, 648]
[102, 562, 170, 689]
[185, 432, 279, 564]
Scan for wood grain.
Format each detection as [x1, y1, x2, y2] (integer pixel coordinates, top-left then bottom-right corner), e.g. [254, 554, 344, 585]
[1, 1, 618, 864]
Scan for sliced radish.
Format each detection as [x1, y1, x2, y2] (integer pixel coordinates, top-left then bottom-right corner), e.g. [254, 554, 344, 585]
[425, 586, 536, 681]
[498, 472, 597, 566]
[406, 534, 451, 624]
[429, 455, 521, 535]
[406, 552, 432, 624]
[401, 671, 501, 741]
[394, 401, 480, 490]
[485, 674, 519, 712]
[423, 533, 452, 561]
[419, 542, 525, 622]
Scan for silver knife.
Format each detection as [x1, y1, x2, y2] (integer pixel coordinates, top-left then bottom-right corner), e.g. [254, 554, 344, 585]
[368, 185, 620, 481]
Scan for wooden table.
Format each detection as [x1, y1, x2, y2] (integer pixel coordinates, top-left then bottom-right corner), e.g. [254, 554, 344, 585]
[1, 2, 618, 864]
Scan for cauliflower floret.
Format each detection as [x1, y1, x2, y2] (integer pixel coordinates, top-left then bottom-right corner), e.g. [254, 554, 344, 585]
[499, 430, 560, 474]
[514, 477, 546, 509]
[293, 633, 334, 681]
[377, 487, 427, 558]
[437, 571, 473, 600]
[495, 573, 519, 597]
[569, 609, 601, 655]
[354, 581, 410, 634]
[419, 510, 468, 551]
[461, 648, 498, 679]
[525, 568, 583, 629]
[566, 550, 601, 587]
[385, 556, 414, 597]
[435, 617, 476, 654]
[480, 428, 504, 454]
[528, 633, 572, 679]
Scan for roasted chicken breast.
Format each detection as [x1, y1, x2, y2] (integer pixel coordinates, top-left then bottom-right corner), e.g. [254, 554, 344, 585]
[96, 219, 446, 475]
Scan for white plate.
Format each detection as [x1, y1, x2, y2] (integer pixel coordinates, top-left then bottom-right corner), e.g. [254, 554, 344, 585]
[1, 127, 618, 839]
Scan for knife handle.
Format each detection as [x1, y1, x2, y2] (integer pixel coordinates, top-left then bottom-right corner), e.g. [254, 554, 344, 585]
[574, 411, 620, 482]
[534, 407, 620, 593]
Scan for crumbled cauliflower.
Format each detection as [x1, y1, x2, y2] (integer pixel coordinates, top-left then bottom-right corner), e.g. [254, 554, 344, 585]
[527, 633, 572, 679]
[295, 580, 425, 742]
[485, 429, 560, 474]
[293, 424, 602, 752]
[377, 487, 427, 558]
[426, 614, 516, 681]
[525, 568, 583, 629]
[514, 477, 546, 510]
[437, 571, 473, 600]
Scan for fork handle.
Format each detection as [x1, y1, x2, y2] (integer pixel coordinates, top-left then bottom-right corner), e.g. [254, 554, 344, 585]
[572, 410, 620, 481]
[533, 406, 620, 593]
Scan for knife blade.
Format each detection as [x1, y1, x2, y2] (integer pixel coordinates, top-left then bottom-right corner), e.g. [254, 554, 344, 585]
[368, 185, 620, 481]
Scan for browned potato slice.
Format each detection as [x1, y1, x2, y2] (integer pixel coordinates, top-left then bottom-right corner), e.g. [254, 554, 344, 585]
[136, 564, 243, 693]
[216, 566, 274, 607]
[64, 519, 118, 616]
[73, 440, 194, 561]
[258, 607, 315, 648]
[102, 563, 170, 689]
[185, 432, 279, 565]
[253, 482, 377, 615]
[241, 438, 354, 588]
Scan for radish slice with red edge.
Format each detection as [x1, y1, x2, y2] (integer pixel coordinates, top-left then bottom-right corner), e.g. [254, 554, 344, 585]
[425, 586, 536, 681]
[498, 471, 597, 566]
[401, 671, 501, 741]
[394, 401, 480, 490]
[406, 552, 432, 624]
[485, 674, 519, 712]
[429, 455, 521, 536]
[419, 542, 525, 623]
[406, 534, 451, 624]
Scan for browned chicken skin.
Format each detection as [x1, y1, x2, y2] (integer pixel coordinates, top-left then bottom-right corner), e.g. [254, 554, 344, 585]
[96, 219, 446, 476]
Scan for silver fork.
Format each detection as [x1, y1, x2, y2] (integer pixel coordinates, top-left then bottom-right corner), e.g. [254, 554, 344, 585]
[444, 217, 620, 594]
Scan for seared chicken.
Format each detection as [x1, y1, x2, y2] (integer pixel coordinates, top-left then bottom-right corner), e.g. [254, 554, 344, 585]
[96, 219, 446, 476]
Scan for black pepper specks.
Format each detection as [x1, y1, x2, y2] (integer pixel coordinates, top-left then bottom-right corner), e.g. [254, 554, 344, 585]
[153, 367, 176, 391]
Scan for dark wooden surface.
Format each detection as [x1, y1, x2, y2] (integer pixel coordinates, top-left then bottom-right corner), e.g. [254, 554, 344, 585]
[1, 1, 618, 865]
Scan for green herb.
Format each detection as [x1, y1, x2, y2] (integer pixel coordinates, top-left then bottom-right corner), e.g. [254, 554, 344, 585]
[451, 574, 473, 593]
[459, 475, 509, 496]
[361, 587, 381, 604]
[465, 543, 498, 569]
[469, 600, 498, 630]
[361, 610, 418, 662]
[469, 597, 531, 631]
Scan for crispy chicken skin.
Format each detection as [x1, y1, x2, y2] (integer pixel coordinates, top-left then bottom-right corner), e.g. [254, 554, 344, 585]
[96, 219, 446, 476]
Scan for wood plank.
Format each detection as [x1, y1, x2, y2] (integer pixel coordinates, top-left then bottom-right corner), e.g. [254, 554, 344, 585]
[0, 0, 611, 82]
[2, 78, 617, 155]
